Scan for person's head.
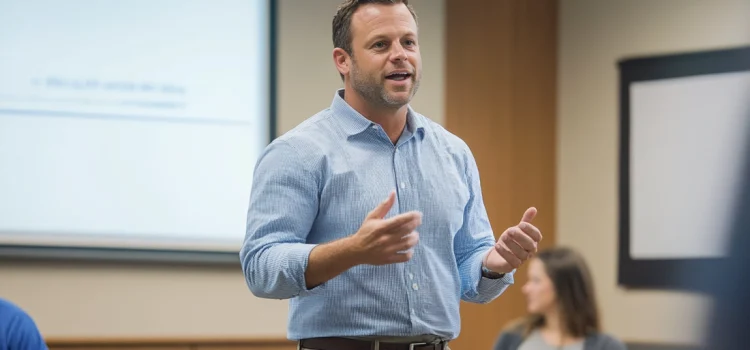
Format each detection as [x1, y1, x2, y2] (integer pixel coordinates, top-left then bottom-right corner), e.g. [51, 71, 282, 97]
[332, 0, 422, 110]
[521, 247, 600, 337]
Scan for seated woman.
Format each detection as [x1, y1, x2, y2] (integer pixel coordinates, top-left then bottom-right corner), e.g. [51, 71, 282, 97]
[493, 247, 626, 350]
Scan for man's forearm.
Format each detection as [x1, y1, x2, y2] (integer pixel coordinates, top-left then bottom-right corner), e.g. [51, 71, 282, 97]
[304, 236, 361, 289]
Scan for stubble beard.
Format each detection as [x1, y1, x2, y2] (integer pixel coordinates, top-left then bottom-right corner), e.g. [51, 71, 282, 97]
[349, 58, 421, 110]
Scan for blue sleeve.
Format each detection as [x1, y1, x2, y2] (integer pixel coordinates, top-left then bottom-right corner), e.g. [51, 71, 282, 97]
[7, 310, 48, 350]
[453, 145, 514, 304]
[239, 139, 321, 300]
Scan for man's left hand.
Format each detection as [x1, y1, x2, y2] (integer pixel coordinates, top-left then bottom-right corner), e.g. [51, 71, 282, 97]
[483, 207, 542, 274]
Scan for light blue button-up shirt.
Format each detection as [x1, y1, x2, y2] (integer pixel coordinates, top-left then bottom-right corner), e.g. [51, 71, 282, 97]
[240, 89, 514, 340]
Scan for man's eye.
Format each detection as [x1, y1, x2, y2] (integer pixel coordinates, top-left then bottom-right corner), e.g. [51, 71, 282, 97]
[373, 42, 386, 49]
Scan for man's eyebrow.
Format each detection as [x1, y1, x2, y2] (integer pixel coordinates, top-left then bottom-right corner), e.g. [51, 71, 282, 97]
[366, 34, 389, 44]
[366, 32, 417, 45]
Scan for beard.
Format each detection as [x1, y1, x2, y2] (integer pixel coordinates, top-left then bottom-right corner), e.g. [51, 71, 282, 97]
[349, 58, 421, 109]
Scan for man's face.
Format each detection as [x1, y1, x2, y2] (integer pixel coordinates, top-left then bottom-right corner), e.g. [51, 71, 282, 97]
[347, 3, 421, 109]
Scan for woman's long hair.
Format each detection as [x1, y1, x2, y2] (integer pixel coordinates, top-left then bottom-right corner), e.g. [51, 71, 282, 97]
[513, 247, 601, 338]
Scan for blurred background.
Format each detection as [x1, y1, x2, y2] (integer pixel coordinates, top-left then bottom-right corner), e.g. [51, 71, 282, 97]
[1, 0, 749, 349]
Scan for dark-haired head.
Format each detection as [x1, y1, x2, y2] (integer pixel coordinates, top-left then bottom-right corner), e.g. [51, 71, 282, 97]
[520, 247, 600, 338]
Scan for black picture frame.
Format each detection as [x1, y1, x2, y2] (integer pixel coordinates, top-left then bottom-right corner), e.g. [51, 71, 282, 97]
[618, 45, 750, 291]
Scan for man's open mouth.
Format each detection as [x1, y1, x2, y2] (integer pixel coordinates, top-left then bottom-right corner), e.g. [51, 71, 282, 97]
[385, 72, 412, 81]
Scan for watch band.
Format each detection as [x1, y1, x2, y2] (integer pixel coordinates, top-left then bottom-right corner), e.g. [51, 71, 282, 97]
[481, 266, 505, 279]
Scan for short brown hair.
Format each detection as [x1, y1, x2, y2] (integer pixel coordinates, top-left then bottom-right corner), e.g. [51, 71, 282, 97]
[332, 0, 418, 56]
[518, 247, 601, 338]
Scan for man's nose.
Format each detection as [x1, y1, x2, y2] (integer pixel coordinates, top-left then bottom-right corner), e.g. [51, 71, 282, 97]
[390, 43, 407, 62]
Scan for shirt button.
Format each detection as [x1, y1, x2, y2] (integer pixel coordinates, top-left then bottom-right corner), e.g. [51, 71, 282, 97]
[371, 125, 378, 129]
[400, 182, 406, 189]
[409, 273, 414, 280]
[412, 283, 419, 291]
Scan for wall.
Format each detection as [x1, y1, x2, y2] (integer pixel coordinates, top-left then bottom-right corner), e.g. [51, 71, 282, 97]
[0, 0, 444, 339]
[557, 0, 750, 345]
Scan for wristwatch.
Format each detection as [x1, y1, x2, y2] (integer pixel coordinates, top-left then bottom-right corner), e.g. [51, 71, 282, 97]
[481, 265, 505, 279]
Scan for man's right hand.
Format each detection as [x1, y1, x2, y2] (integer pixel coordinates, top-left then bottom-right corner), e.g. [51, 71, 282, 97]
[304, 191, 421, 289]
[349, 191, 422, 265]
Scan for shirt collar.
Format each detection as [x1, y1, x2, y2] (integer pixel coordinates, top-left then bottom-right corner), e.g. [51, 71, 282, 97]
[330, 89, 425, 138]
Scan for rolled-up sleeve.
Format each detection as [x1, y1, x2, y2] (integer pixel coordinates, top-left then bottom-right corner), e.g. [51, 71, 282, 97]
[453, 144, 514, 304]
[240, 140, 321, 299]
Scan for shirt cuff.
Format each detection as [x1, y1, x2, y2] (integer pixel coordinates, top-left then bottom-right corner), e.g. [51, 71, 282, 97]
[471, 250, 516, 303]
[476, 268, 515, 303]
[285, 243, 321, 297]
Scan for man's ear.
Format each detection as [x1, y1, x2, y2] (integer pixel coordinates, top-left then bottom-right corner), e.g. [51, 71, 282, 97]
[333, 48, 350, 77]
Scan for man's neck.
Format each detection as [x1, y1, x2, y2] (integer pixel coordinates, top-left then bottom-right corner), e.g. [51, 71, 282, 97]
[343, 87, 408, 144]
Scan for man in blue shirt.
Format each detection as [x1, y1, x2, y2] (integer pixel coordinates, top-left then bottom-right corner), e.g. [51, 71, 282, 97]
[0, 299, 48, 350]
[240, 0, 542, 349]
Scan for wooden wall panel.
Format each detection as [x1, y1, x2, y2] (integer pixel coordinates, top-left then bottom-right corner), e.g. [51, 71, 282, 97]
[445, 0, 557, 349]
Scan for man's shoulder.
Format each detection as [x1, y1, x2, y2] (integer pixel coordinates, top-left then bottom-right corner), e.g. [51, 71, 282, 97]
[415, 112, 473, 156]
[277, 108, 334, 139]
[265, 109, 337, 158]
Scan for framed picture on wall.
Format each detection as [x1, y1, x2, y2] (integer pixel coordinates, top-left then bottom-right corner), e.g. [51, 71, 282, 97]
[618, 46, 750, 290]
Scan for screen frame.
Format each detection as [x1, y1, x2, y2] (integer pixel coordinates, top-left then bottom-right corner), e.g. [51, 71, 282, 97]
[618, 45, 750, 290]
[0, 0, 279, 266]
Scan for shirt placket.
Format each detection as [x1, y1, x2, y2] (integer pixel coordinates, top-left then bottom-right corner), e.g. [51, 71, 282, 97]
[392, 136, 424, 332]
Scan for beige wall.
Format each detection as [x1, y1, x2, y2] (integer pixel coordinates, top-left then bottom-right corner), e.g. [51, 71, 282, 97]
[0, 0, 444, 339]
[557, 0, 750, 345]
